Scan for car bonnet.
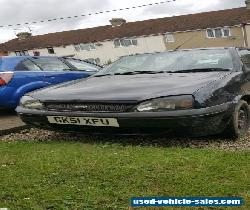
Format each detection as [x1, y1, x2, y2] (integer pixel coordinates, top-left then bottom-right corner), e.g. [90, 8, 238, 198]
[30, 72, 230, 102]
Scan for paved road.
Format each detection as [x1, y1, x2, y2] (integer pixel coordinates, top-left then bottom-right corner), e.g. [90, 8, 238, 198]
[0, 109, 26, 134]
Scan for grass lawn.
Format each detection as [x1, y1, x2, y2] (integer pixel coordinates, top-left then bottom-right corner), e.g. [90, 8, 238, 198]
[0, 140, 249, 210]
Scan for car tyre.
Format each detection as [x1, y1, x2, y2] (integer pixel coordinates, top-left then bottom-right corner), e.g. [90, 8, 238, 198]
[224, 100, 250, 139]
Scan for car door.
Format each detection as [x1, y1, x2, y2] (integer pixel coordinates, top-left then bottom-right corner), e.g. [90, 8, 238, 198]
[14, 58, 45, 85]
[3, 57, 46, 107]
[30, 57, 88, 85]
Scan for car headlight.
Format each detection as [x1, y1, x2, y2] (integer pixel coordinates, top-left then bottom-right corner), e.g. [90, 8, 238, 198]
[135, 95, 194, 112]
[20, 96, 44, 109]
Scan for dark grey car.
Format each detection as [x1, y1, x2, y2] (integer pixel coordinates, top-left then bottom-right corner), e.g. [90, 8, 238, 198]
[17, 47, 250, 138]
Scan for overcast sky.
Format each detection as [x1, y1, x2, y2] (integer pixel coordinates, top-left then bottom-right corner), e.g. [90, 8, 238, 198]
[0, 0, 246, 43]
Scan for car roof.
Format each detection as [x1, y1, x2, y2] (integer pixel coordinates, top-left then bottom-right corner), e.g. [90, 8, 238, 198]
[170, 47, 236, 51]
[237, 47, 250, 51]
[119, 47, 236, 59]
[0, 55, 59, 59]
[0, 56, 101, 67]
[0, 56, 101, 71]
[0, 56, 61, 62]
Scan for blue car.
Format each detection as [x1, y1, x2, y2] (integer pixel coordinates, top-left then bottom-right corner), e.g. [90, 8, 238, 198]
[0, 56, 100, 108]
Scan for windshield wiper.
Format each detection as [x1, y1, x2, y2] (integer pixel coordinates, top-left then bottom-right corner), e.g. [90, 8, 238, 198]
[94, 71, 165, 77]
[94, 68, 230, 77]
[166, 68, 231, 73]
[93, 73, 113, 77]
[113, 70, 165, 75]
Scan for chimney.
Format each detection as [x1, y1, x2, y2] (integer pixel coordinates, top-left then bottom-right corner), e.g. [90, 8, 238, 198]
[109, 18, 126, 27]
[16, 32, 32, 40]
[246, 0, 250, 9]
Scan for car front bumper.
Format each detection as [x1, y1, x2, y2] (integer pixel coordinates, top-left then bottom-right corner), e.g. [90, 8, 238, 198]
[16, 102, 234, 136]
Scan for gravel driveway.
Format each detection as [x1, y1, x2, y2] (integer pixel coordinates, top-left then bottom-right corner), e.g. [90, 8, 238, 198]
[1, 127, 249, 151]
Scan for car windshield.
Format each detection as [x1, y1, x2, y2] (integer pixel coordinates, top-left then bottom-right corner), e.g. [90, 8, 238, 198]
[95, 49, 234, 76]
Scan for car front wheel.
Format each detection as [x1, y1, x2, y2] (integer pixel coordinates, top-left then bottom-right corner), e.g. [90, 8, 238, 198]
[224, 100, 250, 138]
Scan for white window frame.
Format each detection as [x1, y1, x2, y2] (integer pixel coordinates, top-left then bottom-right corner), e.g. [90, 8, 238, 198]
[74, 43, 96, 52]
[165, 33, 175, 42]
[113, 38, 138, 48]
[15, 50, 29, 56]
[15, 51, 22, 56]
[206, 27, 231, 39]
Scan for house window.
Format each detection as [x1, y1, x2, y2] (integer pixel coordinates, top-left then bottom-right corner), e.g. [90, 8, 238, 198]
[47, 47, 55, 54]
[223, 28, 230, 37]
[206, 27, 231, 38]
[74, 43, 96, 52]
[114, 39, 121, 47]
[207, 29, 214, 38]
[74, 45, 81, 52]
[15, 50, 29, 56]
[214, 28, 223, 37]
[113, 38, 138, 47]
[165, 33, 175, 42]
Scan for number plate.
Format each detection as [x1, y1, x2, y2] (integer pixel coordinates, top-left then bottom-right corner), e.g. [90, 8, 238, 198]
[47, 116, 119, 127]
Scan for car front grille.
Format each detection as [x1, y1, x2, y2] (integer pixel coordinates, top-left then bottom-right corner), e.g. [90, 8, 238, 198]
[44, 102, 135, 113]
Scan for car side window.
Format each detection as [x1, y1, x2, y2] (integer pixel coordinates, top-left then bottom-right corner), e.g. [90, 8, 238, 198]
[23, 60, 42, 71]
[239, 49, 250, 70]
[31, 57, 71, 71]
[14, 59, 42, 71]
[65, 58, 99, 71]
